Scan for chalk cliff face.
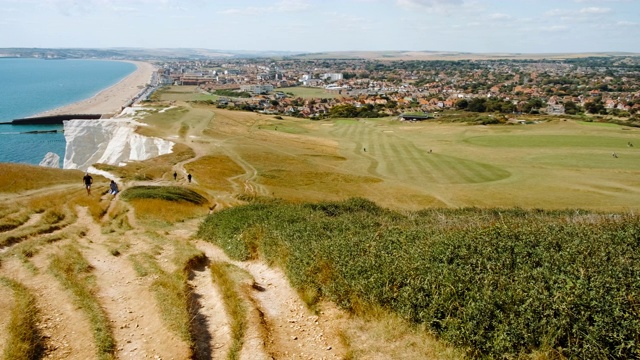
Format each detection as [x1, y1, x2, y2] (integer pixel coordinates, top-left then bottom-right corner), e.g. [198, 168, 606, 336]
[39, 152, 60, 168]
[63, 119, 174, 171]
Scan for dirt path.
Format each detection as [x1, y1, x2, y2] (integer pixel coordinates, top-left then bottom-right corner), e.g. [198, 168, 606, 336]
[2, 254, 97, 359]
[188, 262, 231, 360]
[74, 206, 192, 359]
[193, 240, 346, 360]
[0, 284, 13, 356]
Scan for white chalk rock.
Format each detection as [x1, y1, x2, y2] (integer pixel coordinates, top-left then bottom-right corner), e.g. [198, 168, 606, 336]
[39, 152, 60, 168]
[63, 118, 174, 171]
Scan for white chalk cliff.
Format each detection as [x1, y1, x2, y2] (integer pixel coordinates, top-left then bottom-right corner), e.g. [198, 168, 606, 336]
[39, 152, 60, 168]
[63, 119, 174, 171]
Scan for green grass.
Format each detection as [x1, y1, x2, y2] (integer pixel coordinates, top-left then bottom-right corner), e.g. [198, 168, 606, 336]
[120, 186, 208, 205]
[465, 134, 633, 148]
[279, 86, 340, 99]
[0, 277, 43, 360]
[577, 121, 621, 127]
[49, 245, 115, 360]
[198, 198, 640, 359]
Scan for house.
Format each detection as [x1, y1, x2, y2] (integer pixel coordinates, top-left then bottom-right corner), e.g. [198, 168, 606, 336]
[546, 104, 565, 115]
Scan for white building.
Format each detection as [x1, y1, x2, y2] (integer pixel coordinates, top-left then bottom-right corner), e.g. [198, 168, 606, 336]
[321, 73, 343, 82]
[240, 84, 274, 94]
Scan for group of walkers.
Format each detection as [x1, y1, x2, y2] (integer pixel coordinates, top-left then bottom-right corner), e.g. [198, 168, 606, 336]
[82, 172, 119, 197]
[83, 169, 192, 197]
[173, 171, 192, 183]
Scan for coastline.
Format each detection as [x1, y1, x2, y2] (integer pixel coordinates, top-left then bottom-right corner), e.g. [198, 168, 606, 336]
[33, 60, 157, 118]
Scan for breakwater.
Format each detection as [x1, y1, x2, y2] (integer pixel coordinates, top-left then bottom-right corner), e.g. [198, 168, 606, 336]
[2, 114, 102, 125]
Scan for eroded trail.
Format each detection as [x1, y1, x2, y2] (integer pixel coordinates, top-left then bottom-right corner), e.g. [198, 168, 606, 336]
[193, 239, 346, 360]
[1, 252, 97, 359]
[74, 206, 191, 359]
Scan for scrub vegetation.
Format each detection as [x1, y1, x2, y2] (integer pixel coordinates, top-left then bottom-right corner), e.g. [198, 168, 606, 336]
[198, 197, 640, 359]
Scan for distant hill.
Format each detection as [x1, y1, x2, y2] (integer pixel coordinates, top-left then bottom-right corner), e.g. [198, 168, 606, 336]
[286, 50, 640, 60]
[0, 48, 638, 61]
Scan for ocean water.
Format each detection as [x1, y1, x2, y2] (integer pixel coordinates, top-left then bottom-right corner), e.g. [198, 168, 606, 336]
[0, 58, 136, 167]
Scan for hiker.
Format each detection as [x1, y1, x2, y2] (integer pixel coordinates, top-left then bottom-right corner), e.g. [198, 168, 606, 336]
[173, 171, 177, 181]
[109, 180, 119, 197]
[83, 172, 93, 195]
[187, 173, 192, 183]
[612, 152, 618, 158]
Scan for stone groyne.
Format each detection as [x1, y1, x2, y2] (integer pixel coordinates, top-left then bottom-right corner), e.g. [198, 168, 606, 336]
[2, 114, 102, 125]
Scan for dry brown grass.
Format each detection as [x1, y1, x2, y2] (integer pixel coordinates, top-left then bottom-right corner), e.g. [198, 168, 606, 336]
[128, 198, 209, 225]
[184, 155, 245, 192]
[0, 277, 43, 360]
[93, 143, 195, 182]
[0, 164, 84, 194]
[340, 305, 463, 360]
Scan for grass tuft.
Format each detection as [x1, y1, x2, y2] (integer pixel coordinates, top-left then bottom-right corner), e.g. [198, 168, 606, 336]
[209, 262, 250, 360]
[0, 277, 44, 360]
[49, 245, 115, 360]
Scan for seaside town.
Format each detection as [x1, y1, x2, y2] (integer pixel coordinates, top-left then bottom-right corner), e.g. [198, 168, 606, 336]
[153, 56, 640, 121]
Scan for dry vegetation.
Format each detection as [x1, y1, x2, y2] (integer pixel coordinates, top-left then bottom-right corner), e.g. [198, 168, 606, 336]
[1, 89, 639, 359]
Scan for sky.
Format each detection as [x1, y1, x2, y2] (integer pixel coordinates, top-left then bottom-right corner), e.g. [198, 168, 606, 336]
[0, 0, 639, 54]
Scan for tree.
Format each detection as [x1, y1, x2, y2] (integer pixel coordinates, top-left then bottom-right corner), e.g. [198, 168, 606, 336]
[456, 99, 469, 110]
[467, 98, 487, 113]
[564, 101, 581, 115]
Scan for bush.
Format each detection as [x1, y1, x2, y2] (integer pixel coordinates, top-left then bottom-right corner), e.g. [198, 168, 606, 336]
[198, 199, 640, 358]
[120, 186, 207, 205]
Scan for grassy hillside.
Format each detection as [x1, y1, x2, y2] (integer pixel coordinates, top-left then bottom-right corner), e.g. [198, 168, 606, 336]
[0, 163, 85, 193]
[198, 198, 640, 359]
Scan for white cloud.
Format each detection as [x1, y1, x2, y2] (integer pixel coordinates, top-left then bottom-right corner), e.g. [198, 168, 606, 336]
[489, 13, 512, 20]
[396, 0, 464, 10]
[545, 8, 570, 16]
[579, 6, 612, 14]
[219, 0, 311, 16]
[574, 0, 628, 2]
[541, 25, 569, 32]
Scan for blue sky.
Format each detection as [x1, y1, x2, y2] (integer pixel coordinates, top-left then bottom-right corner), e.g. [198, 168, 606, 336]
[0, 0, 639, 53]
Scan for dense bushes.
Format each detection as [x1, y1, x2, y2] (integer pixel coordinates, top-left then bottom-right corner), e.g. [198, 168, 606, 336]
[198, 199, 640, 358]
[120, 186, 207, 205]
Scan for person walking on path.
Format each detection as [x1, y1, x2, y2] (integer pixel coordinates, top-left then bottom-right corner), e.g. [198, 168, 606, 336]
[187, 173, 192, 183]
[83, 173, 93, 195]
[173, 171, 177, 181]
[109, 180, 119, 197]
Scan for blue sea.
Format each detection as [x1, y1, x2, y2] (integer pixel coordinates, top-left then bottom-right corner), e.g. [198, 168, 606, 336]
[0, 58, 136, 166]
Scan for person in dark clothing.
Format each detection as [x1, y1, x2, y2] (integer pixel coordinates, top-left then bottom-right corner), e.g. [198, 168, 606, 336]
[83, 173, 93, 195]
[173, 171, 177, 181]
[109, 180, 119, 197]
[187, 173, 192, 183]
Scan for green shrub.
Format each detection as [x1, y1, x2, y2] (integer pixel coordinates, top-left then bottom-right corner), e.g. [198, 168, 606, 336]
[198, 199, 640, 359]
[120, 186, 207, 205]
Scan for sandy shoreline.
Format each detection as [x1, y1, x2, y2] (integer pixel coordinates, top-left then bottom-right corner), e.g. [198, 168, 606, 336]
[33, 60, 156, 118]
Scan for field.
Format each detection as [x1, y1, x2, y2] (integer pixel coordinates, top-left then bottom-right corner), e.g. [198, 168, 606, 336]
[1, 87, 639, 359]
[279, 86, 341, 99]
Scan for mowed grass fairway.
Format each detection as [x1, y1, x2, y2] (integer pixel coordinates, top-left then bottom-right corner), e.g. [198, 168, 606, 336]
[150, 88, 640, 211]
[279, 86, 340, 99]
